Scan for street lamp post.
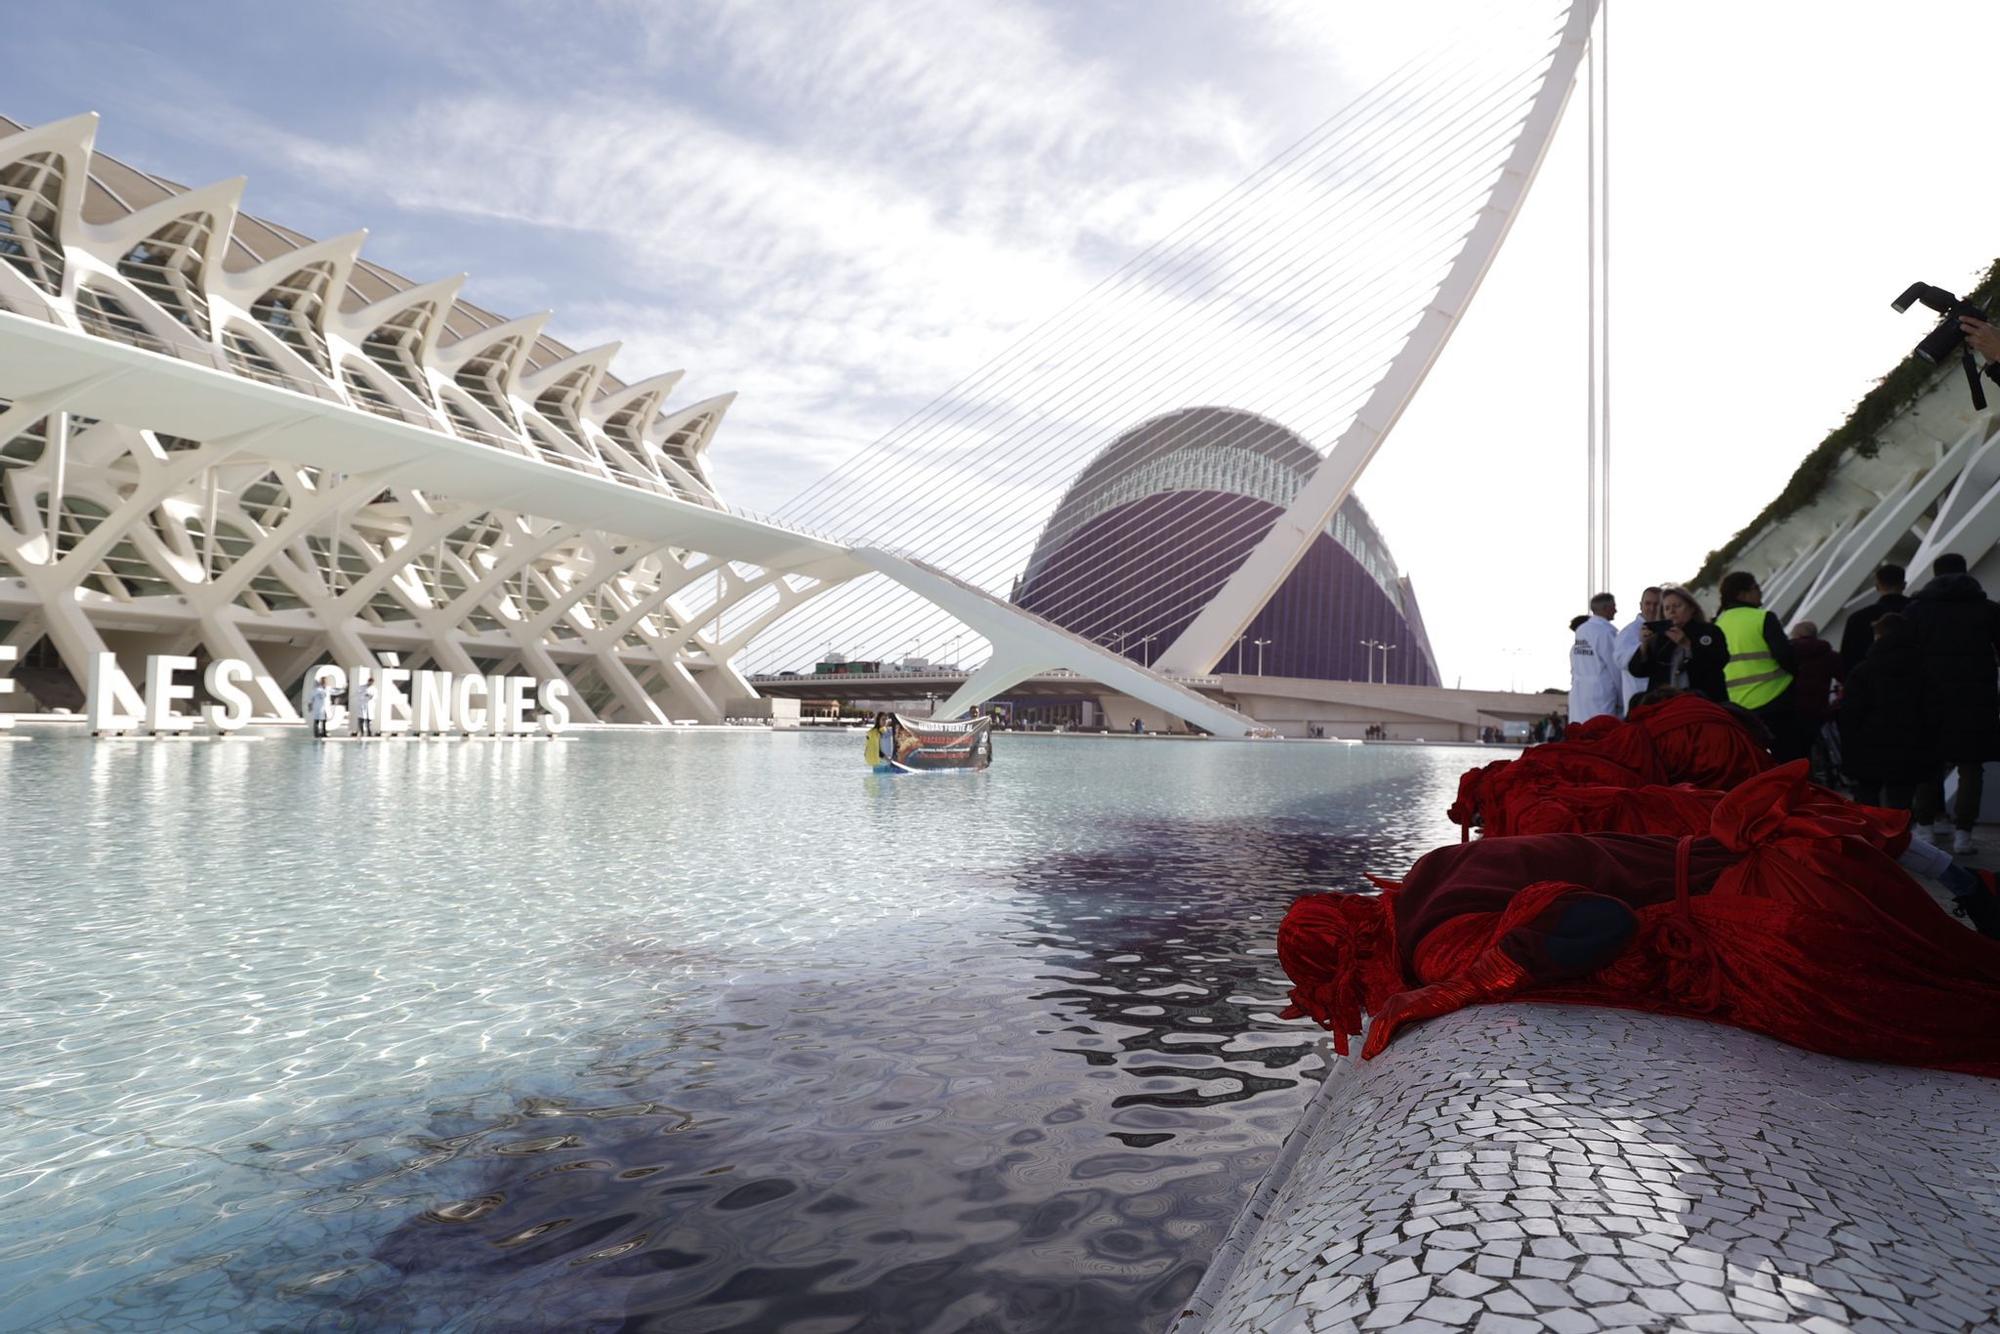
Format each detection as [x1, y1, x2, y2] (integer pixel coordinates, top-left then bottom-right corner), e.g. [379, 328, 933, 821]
[1236, 634, 1247, 674]
[1253, 637, 1272, 676]
[1358, 638, 1380, 684]
[1374, 642, 1399, 683]
[1138, 634, 1158, 667]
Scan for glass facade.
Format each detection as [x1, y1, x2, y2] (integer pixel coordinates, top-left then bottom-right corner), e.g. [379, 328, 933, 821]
[1015, 407, 1440, 685]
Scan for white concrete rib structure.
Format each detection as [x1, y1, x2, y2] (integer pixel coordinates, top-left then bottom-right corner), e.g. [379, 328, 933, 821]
[1686, 341, 2000, 641]
[0, 112, 1263, 735]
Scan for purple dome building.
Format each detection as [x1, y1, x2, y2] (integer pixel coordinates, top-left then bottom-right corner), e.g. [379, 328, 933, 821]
[1013, 407, 1441, 686]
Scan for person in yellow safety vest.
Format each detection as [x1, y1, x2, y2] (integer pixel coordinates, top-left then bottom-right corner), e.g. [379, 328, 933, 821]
[1715, 571, 1807, 763]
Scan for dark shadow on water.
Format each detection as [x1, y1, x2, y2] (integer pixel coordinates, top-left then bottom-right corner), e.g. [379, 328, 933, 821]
[272, 803, 1450, 1332]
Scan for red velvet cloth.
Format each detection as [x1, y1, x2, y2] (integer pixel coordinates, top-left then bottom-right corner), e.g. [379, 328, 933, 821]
[1281, 762, 2000, 1076]
[1449, 695, 1776, 838]
[1501, 777, 1911, 858]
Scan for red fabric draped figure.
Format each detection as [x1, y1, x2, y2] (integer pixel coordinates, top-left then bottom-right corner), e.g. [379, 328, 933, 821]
[1281, 762, 2000, 1077]
[1449, 693, 1774, 839]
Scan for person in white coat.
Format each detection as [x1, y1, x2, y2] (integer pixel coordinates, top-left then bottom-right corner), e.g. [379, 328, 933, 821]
[306, 674, 331, 740]
[1569, 592, 1623, 724]
[1613, 586, 1662, 714]
[351, 678, 376, 738]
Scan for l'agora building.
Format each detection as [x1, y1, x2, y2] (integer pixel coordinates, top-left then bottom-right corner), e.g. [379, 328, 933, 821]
[0, 112, 854, 726]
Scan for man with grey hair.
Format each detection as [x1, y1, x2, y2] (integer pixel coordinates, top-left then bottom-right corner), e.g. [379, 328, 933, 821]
[1569, 592, 1622, 725]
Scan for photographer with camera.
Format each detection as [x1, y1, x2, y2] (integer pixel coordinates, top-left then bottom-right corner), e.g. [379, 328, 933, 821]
[1627, 586, 1729, 703]
[1962, 314, 2000, 363]
[1894, 282, 2000, 409]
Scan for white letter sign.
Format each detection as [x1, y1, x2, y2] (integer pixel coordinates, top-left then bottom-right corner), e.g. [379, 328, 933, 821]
[87, 653, 145, 734]
[144, 655, 198, 733]
[454, 674, 487, 734]
[203, 659, 255, 732]
[537, 678, 571, 735]
[415, 670, 453, 735]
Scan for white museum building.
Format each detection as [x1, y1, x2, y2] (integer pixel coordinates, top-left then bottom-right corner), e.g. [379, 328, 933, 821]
[0, 112, 1285, 736]
[0, 111, 883, 727]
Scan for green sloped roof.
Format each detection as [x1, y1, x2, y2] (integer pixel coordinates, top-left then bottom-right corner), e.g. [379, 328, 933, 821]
[1692, 257, 2000, 589]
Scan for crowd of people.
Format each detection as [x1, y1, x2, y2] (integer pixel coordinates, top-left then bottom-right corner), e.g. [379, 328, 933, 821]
[1566, 557, 2000, 852]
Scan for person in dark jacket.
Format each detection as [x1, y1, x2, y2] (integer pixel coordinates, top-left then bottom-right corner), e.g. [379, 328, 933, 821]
[1907, 552, 2000, 852]
[1838, 563, 1909, 672]
[1788, 621, 1843, 723]
[1789, 619, 1846, 785]
[1714, 571, 1805, 762]
[1839, 613, 1929, 810]
[1627, 586, 1729, 703]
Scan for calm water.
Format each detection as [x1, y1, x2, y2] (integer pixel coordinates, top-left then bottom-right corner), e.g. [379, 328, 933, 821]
[0, 729, 1478, 1332]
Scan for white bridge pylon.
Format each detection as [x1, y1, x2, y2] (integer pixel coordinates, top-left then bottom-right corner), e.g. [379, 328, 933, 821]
[1155, 0, 1600, 676]
[854, 549, 1264, 736]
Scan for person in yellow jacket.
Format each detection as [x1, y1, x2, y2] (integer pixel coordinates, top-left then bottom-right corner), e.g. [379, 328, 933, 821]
[864, 712, 898, 768]
[1715, 571, 1806, 763]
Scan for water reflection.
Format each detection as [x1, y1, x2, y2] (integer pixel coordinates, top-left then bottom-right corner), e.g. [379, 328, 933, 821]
[1, 732, 1481, 1332]
[327, 820, 1455, 1329]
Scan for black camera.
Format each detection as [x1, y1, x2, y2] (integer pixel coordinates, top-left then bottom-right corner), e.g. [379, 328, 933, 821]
[1644, 619, 1671, 634]
[1893, 282, 2000, 408]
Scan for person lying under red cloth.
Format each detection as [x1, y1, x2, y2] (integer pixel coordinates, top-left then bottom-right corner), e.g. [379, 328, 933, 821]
[1280, 762, 2000, 1076]
[1449, 692, 1774, 838]
[1497, 775, 1910, 851]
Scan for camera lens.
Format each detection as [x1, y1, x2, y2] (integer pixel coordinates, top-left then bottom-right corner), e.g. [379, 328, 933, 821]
[1916, 317, 1967, 365]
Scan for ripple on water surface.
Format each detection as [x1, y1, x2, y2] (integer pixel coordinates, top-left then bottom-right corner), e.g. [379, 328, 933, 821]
[0, 730, 1478, 1331]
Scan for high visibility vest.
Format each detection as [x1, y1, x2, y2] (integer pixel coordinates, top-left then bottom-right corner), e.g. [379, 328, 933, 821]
[1716, 606, 1793, 709]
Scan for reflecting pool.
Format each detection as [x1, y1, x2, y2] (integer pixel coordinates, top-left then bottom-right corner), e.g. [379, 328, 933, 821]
[0, 729, 1479, 1331]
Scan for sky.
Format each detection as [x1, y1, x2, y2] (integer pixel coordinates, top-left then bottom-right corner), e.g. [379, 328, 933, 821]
[7, 1, 1996, 692]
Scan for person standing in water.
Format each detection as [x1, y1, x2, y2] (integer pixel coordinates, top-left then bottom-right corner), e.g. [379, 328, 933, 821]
[866, 712, 896, 767]
[307, 674, 331, 740]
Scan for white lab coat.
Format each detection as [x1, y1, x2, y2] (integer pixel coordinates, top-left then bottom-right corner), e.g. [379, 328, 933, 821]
[1613, 614, 1650, 710]
[1568, 615, 1622, 724]
[306, 685, 329, 722]
[352, 682, 375, 721]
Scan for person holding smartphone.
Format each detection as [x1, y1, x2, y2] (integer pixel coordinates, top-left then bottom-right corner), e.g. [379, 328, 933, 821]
[1628, 586, 1729, 702]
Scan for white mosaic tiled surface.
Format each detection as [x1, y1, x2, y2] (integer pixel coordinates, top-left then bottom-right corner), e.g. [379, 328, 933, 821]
[1174, 1003, 2000, 1334]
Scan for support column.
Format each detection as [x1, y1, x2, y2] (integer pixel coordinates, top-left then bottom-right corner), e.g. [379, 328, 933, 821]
[512, 640, 602, 724]
[195, 607, 300, 719]
[592, 649, 671, 725]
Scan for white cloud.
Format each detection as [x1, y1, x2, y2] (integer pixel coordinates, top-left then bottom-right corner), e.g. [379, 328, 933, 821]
[71, 0, 1989, 693]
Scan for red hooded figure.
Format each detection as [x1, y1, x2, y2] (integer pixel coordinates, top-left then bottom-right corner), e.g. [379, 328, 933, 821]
[1449, 693, 1773, 838]
[1281, 763, 2000, 1077]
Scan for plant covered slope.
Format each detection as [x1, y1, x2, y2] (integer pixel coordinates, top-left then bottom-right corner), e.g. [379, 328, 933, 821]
[1692, 257, 2000, 589]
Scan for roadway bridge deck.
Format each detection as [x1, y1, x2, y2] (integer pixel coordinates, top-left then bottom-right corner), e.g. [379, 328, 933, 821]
[752, 669, 1562, 740]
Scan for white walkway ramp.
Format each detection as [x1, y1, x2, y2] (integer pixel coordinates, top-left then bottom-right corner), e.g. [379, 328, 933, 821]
[853, 548, 1267, 737]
